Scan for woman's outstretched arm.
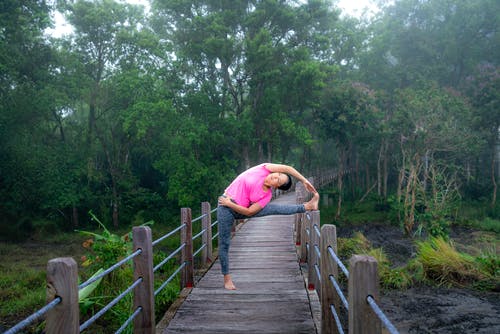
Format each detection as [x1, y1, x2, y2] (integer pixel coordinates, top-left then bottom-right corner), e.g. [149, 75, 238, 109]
[265, 163, 317, 193]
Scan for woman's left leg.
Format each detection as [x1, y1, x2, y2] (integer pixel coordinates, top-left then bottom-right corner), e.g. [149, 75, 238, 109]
[252, 203, 305, 218]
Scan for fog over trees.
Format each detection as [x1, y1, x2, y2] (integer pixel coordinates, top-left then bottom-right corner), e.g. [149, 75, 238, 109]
[1, 0, 498, 238]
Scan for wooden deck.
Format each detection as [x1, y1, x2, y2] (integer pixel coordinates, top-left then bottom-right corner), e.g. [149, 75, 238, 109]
[162, 193, 317, 333]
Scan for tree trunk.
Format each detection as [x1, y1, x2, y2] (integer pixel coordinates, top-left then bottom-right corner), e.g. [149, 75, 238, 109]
[365, 163, 370, 192]
[112, 179, 119, 228]
[493, 125, 500, 207]
[423, 150, 430, 192]
[267, 142, 272, 162]
[466, 160, 471, 183]
[397, 166, 404, 223]
[355, 153, 360, 190]
[383, 141, 388, 198]
[404, 163, 417, 236]
[377, 139, 383, 196]
[242, 146, 250, 170]
[492, 150, 497, 207]
[72, 206, 79, 228]
[336, 150, 346, 219]
[336, 170, 343, 219]
[87, 90, 97, 149]
[257, 140, 264, 162]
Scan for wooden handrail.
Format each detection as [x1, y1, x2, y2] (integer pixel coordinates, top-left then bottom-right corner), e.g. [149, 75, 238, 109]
[294, 172, 390, 334]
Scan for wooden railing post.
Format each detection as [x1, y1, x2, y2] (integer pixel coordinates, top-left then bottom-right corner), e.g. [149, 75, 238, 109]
[320, 224, 340, 334]
[132, 226, 155, 334]
[201, 202, 213, 265]
[348, 255, 381, 334]
[307, 210, 320, 292]
[180, 208, 194, 288]
[300, 210, 310, 263]
[46, 257, 79, 334]
[295, 181, 306, 246]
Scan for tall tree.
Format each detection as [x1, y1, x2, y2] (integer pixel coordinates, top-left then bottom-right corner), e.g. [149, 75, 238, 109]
[60, 0, 159, 226]
[0, 0, 57, 236]
[152, 0, 340, 168]
[464, 64, 500, 206]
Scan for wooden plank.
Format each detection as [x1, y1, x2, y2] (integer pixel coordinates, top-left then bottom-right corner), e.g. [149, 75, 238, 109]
[194, 281, 309, 290]
[187, 288, 308, 296]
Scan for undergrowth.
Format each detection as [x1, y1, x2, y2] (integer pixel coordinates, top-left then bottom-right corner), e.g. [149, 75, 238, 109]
[321, 190, 499, 290]
[0, 213, 195, 333]
[336, 232, 499, 291]
[337, 233, 413, 290]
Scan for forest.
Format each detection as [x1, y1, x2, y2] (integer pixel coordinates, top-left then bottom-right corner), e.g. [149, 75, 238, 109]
[0, 0, 499, 240]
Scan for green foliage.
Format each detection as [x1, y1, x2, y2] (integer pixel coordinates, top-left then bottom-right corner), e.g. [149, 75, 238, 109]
[381, 267, 413, 290]
[474, 249, 500, 279]
[338, 232, 413, 289]
[75, 214, 183, 333]
[0, 235, 89, 331]
[0, 265, 45, 321]
[0, 0, 496, 245]
[337, 232, 371, 259]
[77, 211, 133, 272]
[477, 218, 500, 234]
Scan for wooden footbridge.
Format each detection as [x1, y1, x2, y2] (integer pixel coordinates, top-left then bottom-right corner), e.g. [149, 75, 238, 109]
[161, 194, 316, 333]
[4, 172, 399, 334]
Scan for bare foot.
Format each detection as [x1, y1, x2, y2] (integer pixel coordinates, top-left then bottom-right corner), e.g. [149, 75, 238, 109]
[224, 274, 237, 290]
[304, 192, 319, 211]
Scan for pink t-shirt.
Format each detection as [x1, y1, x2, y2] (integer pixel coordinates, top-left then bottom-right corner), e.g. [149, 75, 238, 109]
[224, 163, 272, 208]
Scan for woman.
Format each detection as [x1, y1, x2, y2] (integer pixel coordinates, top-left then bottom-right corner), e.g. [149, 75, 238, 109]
[217, 163, 319, 290]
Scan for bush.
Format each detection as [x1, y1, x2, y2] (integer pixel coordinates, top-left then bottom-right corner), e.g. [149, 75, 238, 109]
[479, 217, 500, 233]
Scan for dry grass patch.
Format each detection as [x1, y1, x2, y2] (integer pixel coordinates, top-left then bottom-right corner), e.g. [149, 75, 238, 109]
[416, 237, 491, 287]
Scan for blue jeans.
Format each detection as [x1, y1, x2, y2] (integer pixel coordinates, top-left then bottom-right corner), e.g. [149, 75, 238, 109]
[217, 203, 306, 275]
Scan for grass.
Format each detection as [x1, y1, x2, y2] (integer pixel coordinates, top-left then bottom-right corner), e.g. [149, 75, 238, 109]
[336, 232, 413, 290]
[463, 217, 500, 234]
[0, 235, 86, 331]
[334, 231, 499, 291]
[415, 237, 499, 289]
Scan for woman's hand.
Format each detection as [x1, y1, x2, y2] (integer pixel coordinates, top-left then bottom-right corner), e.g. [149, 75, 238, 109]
[218, 195, 262, 216]
[303, 180, 317, 193]
[218, 195, 232, 207]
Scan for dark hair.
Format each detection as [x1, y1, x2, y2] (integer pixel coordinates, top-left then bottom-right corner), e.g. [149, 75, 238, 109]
[278, 174, 292, 191]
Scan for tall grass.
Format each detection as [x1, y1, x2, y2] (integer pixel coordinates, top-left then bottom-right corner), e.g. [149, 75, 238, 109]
[337, 232, 413, 289]
[336, 232, 498, 290]
[0, 238, 83, 332]
[415, 237, 495, 288]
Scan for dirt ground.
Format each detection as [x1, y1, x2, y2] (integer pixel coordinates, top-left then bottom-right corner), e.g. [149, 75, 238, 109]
[337, 223, 500, 334]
